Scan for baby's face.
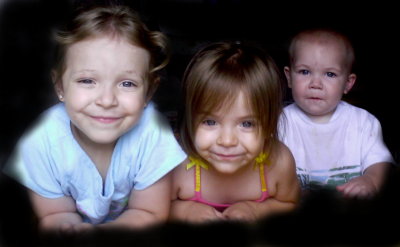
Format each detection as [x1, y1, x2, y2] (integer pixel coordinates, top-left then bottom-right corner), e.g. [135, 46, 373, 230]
[194, 91, 264, 174]
[58, 35, 150, 146]
[285, 40, 355, 122]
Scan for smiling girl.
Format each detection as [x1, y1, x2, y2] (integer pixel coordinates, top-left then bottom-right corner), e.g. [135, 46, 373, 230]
[170, 42, 300, 223]
[4, 5, 186, 232]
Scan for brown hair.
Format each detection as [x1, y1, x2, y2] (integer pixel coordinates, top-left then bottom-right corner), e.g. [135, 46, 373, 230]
[181, 41, 283, 160]
[52, 5, 169, 99]
[288, 28, 355, 73]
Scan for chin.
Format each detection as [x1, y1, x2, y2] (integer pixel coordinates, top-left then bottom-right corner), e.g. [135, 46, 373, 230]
[213, 163, 244, 174]
[87, 133, 120, 145]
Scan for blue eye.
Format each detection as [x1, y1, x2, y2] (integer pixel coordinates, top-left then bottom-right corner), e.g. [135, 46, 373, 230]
[78, 79, 94, 84]
[203, 119, 216, 126]
[299, 70, 310, 75]
[241, 121, 254, 128]
[326, 72, 336, 78]
[121, 81, 136, 87]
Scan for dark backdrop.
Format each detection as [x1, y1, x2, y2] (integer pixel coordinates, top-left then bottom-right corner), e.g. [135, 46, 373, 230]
[0, 0, 399, 246]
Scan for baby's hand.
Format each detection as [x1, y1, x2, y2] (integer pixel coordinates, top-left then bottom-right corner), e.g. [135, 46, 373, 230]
[336, 175, 377, 198]
[223, 202, 257, 222]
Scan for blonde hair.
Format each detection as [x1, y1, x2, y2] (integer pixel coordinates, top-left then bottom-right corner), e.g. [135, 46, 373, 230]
[288, 28, 355, 73]
[181, 41, 283, 159]
[52, 5, 169, 99]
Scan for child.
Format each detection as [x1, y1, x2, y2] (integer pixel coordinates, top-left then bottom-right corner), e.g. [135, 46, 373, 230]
[279, 28, 394, 198]
[3, 5, 186, 232]
[170, 42, 300, 223]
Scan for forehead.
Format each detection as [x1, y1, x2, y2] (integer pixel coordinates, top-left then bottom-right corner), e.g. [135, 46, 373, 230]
[65, 35, 150, 71]
[293, 38, 348, 67]
[205, 90, 254, 117]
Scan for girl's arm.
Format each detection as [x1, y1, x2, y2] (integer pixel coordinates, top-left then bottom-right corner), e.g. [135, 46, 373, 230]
[102, 173, 172, 229]
[224, 143, 300, 221]
[169, 162, 224, 223]
[29, 191, 90, 232]
[170, 199, 224, 223]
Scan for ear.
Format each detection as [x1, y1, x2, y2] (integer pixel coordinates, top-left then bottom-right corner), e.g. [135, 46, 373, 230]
[52, 70, 65, 102]
[284, 66, 292, 88]
[344, 73, 356, 94]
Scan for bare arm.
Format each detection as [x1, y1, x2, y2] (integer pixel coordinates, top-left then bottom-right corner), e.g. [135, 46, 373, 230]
[169, 161, 224, 223]
[101, 173, 172, 229]
[170, 199, 224, 223]
[29, 191, 90, 232]
[223, 143, 300, 221]
[336, 162, 391, 198]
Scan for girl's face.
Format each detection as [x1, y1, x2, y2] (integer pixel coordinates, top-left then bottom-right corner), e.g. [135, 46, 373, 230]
[284, 40, 355, 122]
[57, 35, 150, 146]
[194, 91, 264, 174]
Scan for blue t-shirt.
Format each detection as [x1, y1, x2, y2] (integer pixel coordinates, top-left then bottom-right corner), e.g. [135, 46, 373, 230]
[5, 102, 186, 224]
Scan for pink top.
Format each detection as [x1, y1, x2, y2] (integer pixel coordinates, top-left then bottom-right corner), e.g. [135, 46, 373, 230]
[188, 162, 269, 212]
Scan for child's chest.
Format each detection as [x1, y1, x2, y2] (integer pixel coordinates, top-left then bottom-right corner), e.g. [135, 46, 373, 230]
[178, 168, 266, 204]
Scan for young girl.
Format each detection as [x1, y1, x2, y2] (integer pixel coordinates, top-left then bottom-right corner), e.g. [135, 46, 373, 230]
[4, 5, 186, 232]
[170, 42, 300, 223]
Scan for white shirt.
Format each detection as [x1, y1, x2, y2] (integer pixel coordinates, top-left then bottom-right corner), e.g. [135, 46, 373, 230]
[5, 102, 187, 224]
[279, 101, 393, 189]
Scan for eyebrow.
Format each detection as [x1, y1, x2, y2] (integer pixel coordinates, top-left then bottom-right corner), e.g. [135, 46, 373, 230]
[72, 69, 145, 80]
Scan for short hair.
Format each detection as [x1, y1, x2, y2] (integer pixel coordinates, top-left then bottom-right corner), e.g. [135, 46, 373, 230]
[180, 41, 283, 159]
[288, 28, 355, 72]
[52, 5, 169, 99]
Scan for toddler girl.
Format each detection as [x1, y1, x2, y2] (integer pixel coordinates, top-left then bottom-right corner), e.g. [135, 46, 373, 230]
[4, 5, 186, 232]
[170, 42, 300, 223]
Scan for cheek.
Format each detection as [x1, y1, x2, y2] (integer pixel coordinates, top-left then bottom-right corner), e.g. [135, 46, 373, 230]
[246, 134, 264, 153]
[120, 93, 146, 111]
[194, 128, 213, 150]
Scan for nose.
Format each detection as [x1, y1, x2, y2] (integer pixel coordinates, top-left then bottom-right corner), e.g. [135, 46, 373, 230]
[95, 85, 118, 108]
[309, 75, 323, 89]
[216, 127, 238, 147]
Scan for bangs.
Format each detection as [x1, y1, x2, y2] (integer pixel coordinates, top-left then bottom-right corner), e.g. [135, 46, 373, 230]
[200, 80, 244, 113]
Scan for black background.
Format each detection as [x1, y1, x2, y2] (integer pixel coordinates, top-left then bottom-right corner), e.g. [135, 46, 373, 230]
[0, 0, 399, 246]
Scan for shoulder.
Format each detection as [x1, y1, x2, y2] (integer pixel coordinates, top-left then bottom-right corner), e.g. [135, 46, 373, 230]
[121, 102, 172, 144]
[131, 102, 172, 135]
[340, 101, 378, 120]
[269, 142, 295, 172]
[18, 103, 70, 149]
[339, 101, 381, 127]
[171, 158, 190, 180]
[280, 103, 304, 126]
[265, 141, 299, 198]
[171, 158, 193, 199]
[282, 103, 298, 115]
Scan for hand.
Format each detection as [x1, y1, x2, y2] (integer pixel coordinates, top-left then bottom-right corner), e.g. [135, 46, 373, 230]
[336, 175, 378, 198]
[178, 201, 225, 223]
[223, 202, 257, 222]
[59, 222, 94, 235]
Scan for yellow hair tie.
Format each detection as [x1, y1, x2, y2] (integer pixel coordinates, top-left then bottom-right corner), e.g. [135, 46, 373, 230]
[186, 156, 209, 170]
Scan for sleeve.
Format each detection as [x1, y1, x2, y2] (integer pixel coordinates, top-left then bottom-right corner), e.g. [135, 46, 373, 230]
[4, 130, 64, 199]
[360, 114, 394, 171]
[132, 109, 187, 190]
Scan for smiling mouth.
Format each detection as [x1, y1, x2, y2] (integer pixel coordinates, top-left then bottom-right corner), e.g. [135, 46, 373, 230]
[212, 152, 242, 160]
[91, 116, 121, 124]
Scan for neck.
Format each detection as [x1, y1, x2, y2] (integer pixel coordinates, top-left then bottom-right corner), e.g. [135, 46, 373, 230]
[71, 124, 116, 153]
[71, 124, 116, 179]
[303, 108, 336, 124]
